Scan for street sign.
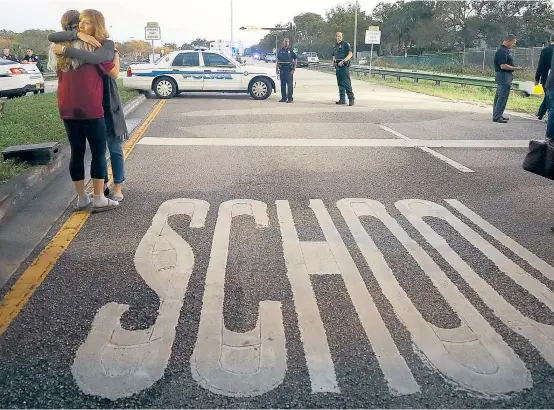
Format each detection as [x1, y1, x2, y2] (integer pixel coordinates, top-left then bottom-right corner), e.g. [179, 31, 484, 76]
[146, 22, 159, 27]
[365, 28, 381, 45]
[145, 26, 161, 40]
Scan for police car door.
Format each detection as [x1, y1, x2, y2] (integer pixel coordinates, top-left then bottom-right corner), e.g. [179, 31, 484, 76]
[201, 52, 241, 90]
[171, 52, 203, 90]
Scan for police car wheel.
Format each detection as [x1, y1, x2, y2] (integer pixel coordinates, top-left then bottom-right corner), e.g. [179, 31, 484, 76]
[249, 78, 271, 100]
[153, 77, 177, 99]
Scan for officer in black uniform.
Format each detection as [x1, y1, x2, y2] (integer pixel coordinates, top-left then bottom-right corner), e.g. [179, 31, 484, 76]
[276, 38, 297, 103]
[333, 32, 355, 106]
[22, 48, 43, 72]
[1, 48, 18, 62]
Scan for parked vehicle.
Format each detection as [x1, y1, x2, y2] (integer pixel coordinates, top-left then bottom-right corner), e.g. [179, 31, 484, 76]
[0, 59, 45, 99]
[124, 50, 277, 100]
[304, 52, 319, 64]
[265, 53, 276, 63]
[296, 54, 308, 67]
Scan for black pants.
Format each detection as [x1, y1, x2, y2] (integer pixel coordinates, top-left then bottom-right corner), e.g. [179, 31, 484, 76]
[336, 66, 354, 101]
[537, 89, 549, 119]
[64, 118, 108, 181]
[279, 65, 294, 100]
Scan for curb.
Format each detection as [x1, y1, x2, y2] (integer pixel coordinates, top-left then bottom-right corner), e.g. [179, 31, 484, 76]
[0, 93, 146, 226]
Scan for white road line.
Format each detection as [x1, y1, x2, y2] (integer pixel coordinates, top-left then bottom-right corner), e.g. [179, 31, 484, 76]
[379, 125, 411, 141]
[419, 146, 475, 173]
[445, 199, 554, 282]
[138, 137, 529, 149]
[379, 125, 475, 173]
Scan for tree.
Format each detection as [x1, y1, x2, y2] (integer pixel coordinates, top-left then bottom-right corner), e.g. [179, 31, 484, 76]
[127, 40, 152, 58]
[251, 0, 554, 58]
[191, 38, 210, 48]
[293, 13, 325, 44]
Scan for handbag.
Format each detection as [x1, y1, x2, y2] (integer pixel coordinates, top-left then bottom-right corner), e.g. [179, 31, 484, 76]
[522, 140, 554, 180]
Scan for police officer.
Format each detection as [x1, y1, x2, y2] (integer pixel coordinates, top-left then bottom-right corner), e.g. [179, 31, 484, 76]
[333, 32, 355, 106]
[276, 38, 297, 103]
[21, 48, 42, 72]
[1, 48, 18, 62]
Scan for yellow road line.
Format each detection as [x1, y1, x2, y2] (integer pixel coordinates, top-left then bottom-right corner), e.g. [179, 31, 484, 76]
[0, 99, 166, 336]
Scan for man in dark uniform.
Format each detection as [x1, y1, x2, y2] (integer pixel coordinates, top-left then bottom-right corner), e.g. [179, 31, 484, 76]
[534, 34, 554, 120]
[2, 48, 18, 62]
[22, 48, 42, 72]
[493, 34, 522, 123]
[276, 38, 297, 103]
[332, 31, 354, 106]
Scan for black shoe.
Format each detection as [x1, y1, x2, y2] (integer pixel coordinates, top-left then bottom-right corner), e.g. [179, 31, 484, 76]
[493, 118, 508, 123]
[279, 99, 287, 102]
[287, 99, 293, 103]
[501, 116, 510, 121]
[349, 99, 355, 106]
[336, 100, 346, 105]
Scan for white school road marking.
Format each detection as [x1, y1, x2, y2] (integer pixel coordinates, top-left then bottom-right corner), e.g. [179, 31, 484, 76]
[138, 137, 529, 149]
[338, 199, 530, 395]
[191, 200, 287, 397]
[379, 125, 475, 173]
[70, 197, 554, 400]
[72, 199, 210, 401]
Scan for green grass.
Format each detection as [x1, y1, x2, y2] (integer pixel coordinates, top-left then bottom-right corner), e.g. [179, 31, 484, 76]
[359, 74, 542, 115]
[0, 79, 139, 183]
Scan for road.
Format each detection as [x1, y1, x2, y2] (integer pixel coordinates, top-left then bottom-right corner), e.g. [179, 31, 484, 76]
[1, 67, 554, 408]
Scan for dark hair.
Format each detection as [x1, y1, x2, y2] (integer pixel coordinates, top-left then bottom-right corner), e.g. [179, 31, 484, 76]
[505, 34, 517, 41]
[61, 9, 80, 31]
[550, 33, 554, 42]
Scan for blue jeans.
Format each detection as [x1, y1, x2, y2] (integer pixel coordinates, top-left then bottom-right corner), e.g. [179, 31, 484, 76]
[104, 137, 125, 184]
[547, 90, 554, 139]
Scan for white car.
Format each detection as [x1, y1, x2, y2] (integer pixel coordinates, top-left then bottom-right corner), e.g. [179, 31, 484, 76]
[123, 50, 278, 100]
[0, 59, 45, 99]
[304, 52, 320, 64]
[264, 53, 276, 63]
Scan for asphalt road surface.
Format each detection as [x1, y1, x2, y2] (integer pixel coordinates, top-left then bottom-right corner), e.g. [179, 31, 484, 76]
[1, 67, 554, 409]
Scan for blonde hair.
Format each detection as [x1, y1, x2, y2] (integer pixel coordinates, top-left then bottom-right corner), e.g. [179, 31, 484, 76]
[80, 9, 109, 43]
[48, 9, 96, 72]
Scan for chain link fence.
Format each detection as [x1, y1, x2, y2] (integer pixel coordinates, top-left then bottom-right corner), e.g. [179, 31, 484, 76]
[370, 47, 544, 77]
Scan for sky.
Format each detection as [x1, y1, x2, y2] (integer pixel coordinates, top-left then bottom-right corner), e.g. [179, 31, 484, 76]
[1, 0, 387, 46]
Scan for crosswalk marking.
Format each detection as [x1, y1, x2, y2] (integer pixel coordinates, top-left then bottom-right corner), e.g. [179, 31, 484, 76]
[71, 197, 554, 401]
[379, 125, 475, 173]
[137, 137, 530, 148]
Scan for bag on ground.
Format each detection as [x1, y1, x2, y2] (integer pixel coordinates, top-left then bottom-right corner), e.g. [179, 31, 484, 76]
[523, 140, 554, 180]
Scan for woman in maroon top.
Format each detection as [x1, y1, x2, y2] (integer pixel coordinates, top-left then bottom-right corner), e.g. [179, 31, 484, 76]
[52, 9, 119, 212]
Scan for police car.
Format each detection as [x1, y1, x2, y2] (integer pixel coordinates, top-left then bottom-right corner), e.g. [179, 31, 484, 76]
[123, 49, 277, 100]
[0, 59, 45, 99]
[304, 52, 320, 64]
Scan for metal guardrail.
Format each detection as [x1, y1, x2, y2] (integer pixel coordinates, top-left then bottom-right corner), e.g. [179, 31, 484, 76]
[43, 72, 57, 81]
[311, 62, 537, 96]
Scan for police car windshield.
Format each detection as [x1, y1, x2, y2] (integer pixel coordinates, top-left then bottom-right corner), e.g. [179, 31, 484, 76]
[225, 55, 241, 66]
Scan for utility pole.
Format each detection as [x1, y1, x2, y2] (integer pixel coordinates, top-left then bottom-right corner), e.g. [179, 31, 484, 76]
[353, 0, 358, 60]
[230, 0, 234, 45]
